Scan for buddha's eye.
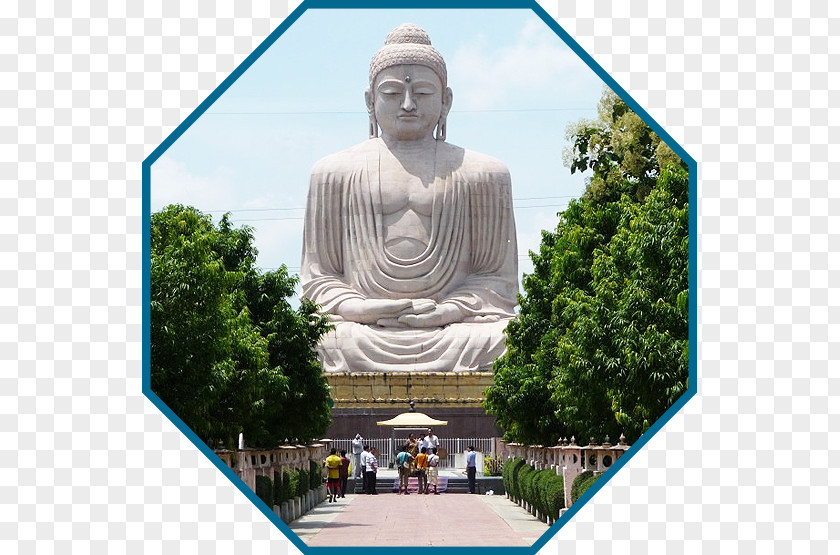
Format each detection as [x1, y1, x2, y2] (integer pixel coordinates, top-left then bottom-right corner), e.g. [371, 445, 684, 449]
[414, 87, 435, 95]
[378, 85, 403, 96]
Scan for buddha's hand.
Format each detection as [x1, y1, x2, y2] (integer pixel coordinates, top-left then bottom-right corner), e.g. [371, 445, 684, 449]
[338, 298, 433, 325]
[394, 302, 465, 328]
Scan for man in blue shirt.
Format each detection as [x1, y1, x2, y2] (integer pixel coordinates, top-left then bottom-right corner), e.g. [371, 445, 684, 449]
[465, 445, 477, 494]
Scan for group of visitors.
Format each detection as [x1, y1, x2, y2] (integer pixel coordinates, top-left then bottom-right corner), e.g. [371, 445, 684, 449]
[396, 429, 441, 495]
[327, 429, 469, 497]
[325, 440, 381, 499]
[396, 445, 441, 495]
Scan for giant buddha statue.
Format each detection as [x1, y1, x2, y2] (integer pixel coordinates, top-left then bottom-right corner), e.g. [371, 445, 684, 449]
[301, 23, 518, 373]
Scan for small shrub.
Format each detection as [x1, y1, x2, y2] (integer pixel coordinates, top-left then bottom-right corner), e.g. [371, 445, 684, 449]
[277, 469, 293, 503]
[502, 457, 519, 495]
[292, 468, 303, 498]
[530, 469, 552, 515]
[273, 471, 283, 505]
[540, 473, 565, 521]
[286, 468, 301, 499]
[298, 468, 310, 494]
[255, 474, 273, 508]
[502, 458, 511, 493]
[508, 457, 526, 501]
[531, 469, 552, 515]
[310, 460, 321, 489]
[518, 465, 535, 507]
[571, 470, 599, 504]
[483, 456, 504, 476]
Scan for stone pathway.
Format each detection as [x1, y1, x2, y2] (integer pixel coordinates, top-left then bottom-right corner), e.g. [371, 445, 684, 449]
[289, 491, 549, 547]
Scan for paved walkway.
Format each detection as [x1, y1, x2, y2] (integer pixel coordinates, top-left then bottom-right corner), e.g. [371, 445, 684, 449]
[289, 488, 549, 547]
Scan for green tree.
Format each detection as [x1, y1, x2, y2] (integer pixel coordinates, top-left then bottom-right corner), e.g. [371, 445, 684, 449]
[585, 166, 689, 434]
[151, 205, 262, 445]
[150, 205, 331, 448]
[564, 88, 683, 203]
[486, 89, 688, 444]
[244, 270, 332, 446]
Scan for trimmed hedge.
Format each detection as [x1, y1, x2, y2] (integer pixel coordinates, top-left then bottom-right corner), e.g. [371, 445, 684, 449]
[255, 474, 273, 507]
[273, 470, 283, 504]
[507, 457, 527, 501]
[288, 468, 302, 499]
[529, 469, 550, 515]
[502, 457, 515, 495]
[298, 467, 310, 494]
[309, 460, 321, 489]
[571, 470, 599, 504]
[519, 464, 534, 506]
[276, 468, 297, 502]
[541, 473, 565, 521]
[256, 464, 326, 509]
[501, 458, 565, 519]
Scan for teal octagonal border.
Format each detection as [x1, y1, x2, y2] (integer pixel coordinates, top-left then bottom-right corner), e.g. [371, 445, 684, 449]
[141, 1, 698, 553]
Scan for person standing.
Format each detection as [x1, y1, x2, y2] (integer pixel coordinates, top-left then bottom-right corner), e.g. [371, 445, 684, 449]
[395, 445, 414, 495]
[424, 428, 440, 451]
[416, 433, 428, 453]
[465, 446, 477, 494]
[324, 448, 342, 502]
[427, 447, 440, 495]
[363, 444, 378, 495]
[339, 449, 351, 498]
[351, 433, 364, 480]
[415, 447, 429, 494]
[359, 444, 370, 494]
[406, 434, 419, 459]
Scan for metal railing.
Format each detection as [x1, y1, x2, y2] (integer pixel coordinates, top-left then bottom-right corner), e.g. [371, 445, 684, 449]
[438, 438, 495, 468]
[330, 438, 392, 470]
[330, 437, 495, 469]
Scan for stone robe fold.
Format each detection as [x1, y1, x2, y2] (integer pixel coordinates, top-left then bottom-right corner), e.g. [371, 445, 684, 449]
[301, 138, 518, 372]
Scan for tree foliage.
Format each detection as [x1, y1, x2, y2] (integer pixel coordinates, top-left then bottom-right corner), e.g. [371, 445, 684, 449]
[486, 88, 689, 445]
[151, 204, 332, 448]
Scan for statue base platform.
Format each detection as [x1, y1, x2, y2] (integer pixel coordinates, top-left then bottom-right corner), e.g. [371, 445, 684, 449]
[324, 372, 502, 439]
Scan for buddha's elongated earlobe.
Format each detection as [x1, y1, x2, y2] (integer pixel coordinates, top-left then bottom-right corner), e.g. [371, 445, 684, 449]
[435, 114, 446, 141]
[365, 89, 378, 138]
[436, 87, 452, 141]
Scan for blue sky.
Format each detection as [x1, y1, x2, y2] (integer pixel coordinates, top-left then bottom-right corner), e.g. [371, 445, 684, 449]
[150, 9, 606, 297]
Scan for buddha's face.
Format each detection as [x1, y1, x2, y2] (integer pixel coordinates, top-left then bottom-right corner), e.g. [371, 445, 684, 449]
[368, 64, 452, 141]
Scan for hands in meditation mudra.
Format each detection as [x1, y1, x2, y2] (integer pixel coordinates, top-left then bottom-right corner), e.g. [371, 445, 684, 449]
[301, 24, 518, 372]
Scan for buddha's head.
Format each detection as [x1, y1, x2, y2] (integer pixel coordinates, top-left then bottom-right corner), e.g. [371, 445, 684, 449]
[366, 23, 454, 142]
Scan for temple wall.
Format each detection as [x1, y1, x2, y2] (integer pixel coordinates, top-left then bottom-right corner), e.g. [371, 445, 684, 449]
[326, 371, 494, 407]
[324, 372, 501, 439]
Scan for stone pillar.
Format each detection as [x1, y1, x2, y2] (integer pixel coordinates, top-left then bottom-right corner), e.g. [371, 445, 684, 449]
[561, 437, 581, 510]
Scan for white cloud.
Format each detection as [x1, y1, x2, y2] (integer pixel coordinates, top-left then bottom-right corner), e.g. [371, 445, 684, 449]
[150, 155, 306, 277]
[149, 156, 237, 213]
[449, 19, 600, 111]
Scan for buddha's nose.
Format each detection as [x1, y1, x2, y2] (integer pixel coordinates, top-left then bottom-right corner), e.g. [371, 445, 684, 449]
[401, 90, 416, 111]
